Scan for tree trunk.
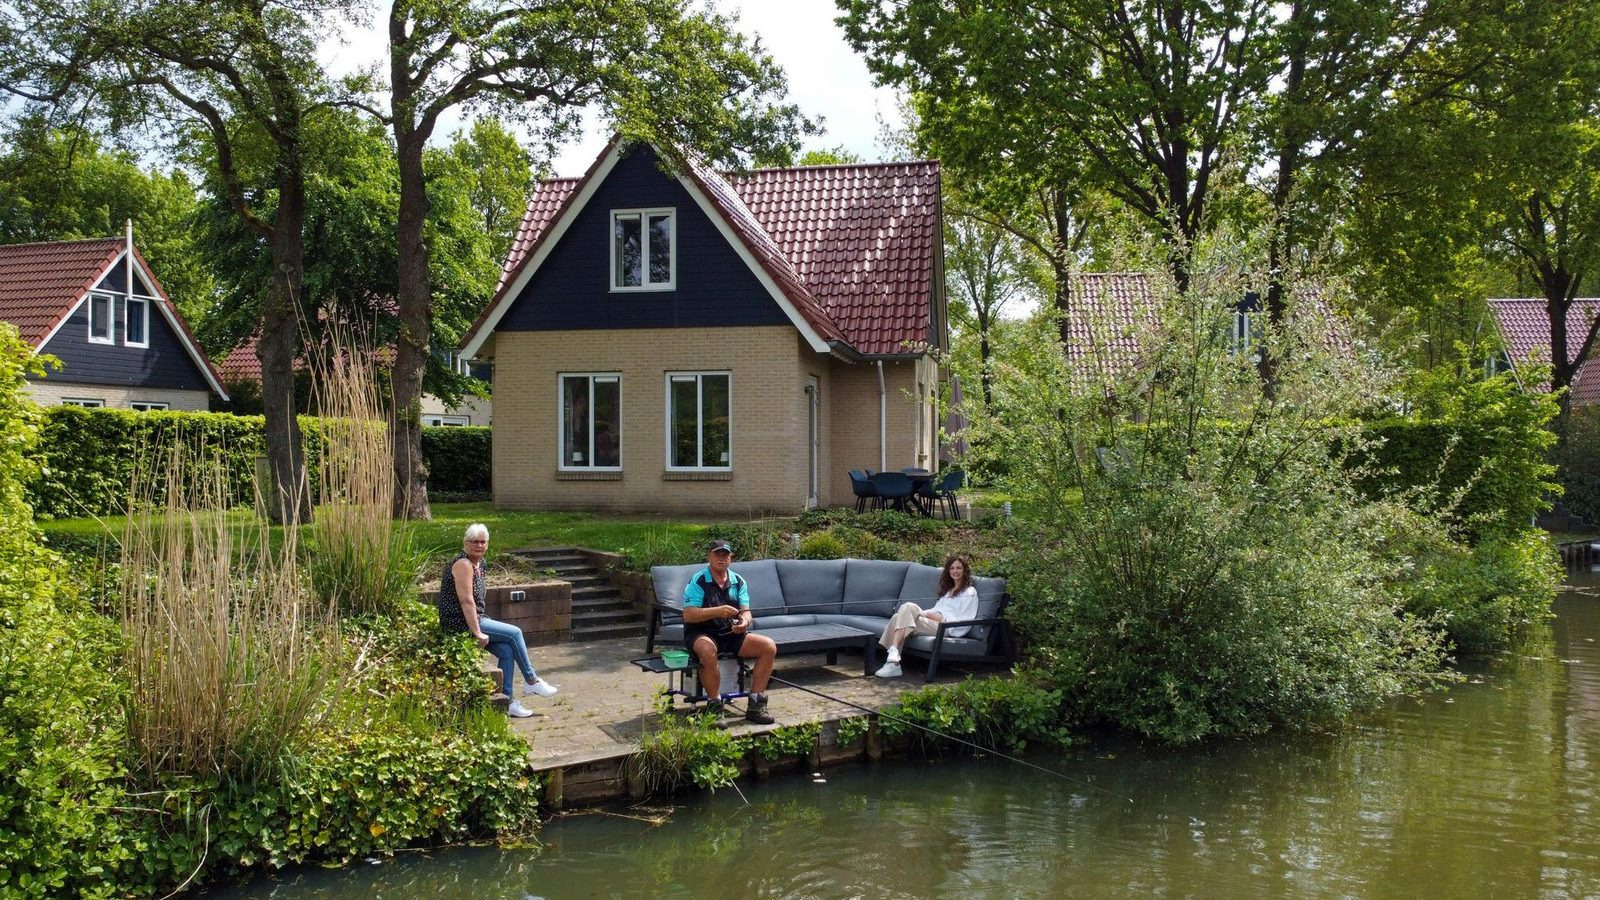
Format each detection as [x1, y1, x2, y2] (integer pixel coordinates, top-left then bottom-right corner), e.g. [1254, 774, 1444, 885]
[259, 170, 312, 525]
[389, 32, 435, 520]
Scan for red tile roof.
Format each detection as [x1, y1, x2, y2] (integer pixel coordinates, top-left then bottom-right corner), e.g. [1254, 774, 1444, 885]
[487, 146, 942, 356]
[0, 237, 227, 397]
[0, 238, 124, 346]
[1488, 297, 1600, 404]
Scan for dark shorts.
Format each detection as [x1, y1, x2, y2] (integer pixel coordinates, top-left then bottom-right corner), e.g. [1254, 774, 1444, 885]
[686, 629, 748, 657]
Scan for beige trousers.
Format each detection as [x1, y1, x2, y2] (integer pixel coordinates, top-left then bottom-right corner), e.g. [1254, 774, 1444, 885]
[880, 602, 942, 647]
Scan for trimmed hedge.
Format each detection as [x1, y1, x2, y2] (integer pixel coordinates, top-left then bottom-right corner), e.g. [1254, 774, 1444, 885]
[24, 407, 490, 519]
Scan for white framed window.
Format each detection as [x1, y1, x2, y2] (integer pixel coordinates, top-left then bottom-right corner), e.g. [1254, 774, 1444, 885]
[61, 398, 104, 408]
[423, 414, 470, 427]
[87, 293, 113, 344]
[125, 296, 150, 347]
[666, 372, 730, 470]
[560, 374, 621, 469]
[610, 208, 675, 290]
[129, 401, 168, 412]
[1231, 310, 1252, 352]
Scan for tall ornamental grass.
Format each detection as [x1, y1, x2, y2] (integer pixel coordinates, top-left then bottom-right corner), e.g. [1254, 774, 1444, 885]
[120, 440, 341, 782]
[977, 253, 1449, 743]
[305, 330, 420, 616]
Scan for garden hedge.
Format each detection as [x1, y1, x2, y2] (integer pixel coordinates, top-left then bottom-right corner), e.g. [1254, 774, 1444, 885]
[24, 407, 490, 518]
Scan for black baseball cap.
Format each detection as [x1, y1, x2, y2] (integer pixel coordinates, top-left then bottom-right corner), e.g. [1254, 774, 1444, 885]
[707, 539, 734, 553]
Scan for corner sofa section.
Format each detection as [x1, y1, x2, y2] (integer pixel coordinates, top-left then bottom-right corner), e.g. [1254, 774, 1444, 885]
[648, 558, 1011, 680]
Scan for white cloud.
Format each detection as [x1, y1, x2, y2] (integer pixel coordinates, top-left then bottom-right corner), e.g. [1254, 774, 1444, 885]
[322, 0, 902, 175]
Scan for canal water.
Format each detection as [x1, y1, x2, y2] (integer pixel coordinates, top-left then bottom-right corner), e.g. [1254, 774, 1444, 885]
[216, 580, 1600, 898]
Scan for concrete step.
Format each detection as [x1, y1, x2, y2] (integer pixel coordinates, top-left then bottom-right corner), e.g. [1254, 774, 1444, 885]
[515, 550, 588, 568]
[571, 598, 632, 614]
[572, 585, 622, 601]
[560, 575, 609, 589]
[573, 608, 640, 628]
[570, 622, 647, 642]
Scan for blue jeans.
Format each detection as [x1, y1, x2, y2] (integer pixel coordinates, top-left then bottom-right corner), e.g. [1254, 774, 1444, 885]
[480, 616, 538, 695]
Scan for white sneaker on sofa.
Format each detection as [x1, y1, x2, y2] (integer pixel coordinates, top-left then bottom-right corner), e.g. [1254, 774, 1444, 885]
[875, 661, 903, 678]
[524, 679, 559, 698]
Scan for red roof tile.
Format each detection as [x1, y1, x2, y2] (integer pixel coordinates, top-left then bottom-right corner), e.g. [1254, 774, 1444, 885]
[489, 147, 941, 356]
[0, 238, 124, 346]
[1489, 297, 1600, 404]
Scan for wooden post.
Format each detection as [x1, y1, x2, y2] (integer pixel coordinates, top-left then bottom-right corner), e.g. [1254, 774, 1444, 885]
[866, 717, 884, 762]
[543, 768, 564, 812]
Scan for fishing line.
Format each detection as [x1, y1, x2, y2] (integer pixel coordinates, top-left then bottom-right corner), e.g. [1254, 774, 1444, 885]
[753, 674, 1133, 804]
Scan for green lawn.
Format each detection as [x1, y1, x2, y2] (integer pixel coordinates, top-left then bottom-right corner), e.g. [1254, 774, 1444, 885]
[39, 502, 722, 560]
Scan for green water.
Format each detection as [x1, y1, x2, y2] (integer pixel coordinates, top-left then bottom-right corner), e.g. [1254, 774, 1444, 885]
[214, 583, 1600, 898]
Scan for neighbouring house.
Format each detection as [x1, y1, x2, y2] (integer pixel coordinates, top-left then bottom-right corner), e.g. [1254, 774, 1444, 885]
[215, 341, 493, 426]
[459, 140, 945, 515]
[0, 229, 228, 410]
[1487, 297, 1600, 406]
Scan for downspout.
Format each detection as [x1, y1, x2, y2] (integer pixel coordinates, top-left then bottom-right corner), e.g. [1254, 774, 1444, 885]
[877, 360, 887, 472]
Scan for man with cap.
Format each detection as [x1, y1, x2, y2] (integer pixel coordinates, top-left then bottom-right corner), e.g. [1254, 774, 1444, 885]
[681, 539, 778, 724]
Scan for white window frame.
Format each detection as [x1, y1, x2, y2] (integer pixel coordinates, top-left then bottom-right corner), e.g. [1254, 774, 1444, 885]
[86, 292, 114, 344]
[61, 398, 104, 408]
[130, 401, 168, 412]
[124, 295, 151, 348]
[665, 371, 732, 472]
[559, 373, 622, 471]
[609, 208, 676, 291]
[423, 414, 470, 427]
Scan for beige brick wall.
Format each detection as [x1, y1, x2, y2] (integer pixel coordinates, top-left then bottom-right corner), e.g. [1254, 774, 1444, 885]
[420, 393, 492, 426]
[824, 358, 939, 504]
[492, 327, 818, 516]
[26, 380, 211, 411]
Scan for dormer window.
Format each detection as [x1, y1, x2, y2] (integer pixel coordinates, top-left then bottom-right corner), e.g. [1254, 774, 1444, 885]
[87, 292, 113, 344]
[611, 209, 674, 290]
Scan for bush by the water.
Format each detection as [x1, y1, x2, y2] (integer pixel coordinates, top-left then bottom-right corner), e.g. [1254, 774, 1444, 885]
[971, 266, 1452, 744]
[1392, 525, 1561, 656]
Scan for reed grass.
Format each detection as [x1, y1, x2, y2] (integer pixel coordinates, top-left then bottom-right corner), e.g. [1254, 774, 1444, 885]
[305, 327, 421, 616]
[120, 438, 341, 783]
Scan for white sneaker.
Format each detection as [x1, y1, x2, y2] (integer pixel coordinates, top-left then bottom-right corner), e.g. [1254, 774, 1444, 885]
[524, 679, 559, 698]
[875, 661, 903, 678]
[506, 700, 534, 718]
[886, 647, 901, 663]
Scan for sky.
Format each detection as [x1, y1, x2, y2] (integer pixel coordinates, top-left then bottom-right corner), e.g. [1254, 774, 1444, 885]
[324, 0, 906, 176]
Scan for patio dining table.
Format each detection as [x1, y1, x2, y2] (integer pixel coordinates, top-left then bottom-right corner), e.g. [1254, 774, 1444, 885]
[902, 468, 934, 516]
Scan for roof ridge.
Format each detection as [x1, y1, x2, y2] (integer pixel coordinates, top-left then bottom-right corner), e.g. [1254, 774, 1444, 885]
[735, 159, 939, 175]
[0, 236, 123, 250]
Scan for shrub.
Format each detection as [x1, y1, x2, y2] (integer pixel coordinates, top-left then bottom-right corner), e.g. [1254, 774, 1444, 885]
[629, 712, 747, 794]
[797, 530, 847, 559]
[1395, 526, 1561, 655]
[622, 527, 702, 569]
[1358, 367, 1559, 539]
[1554, 403, 1600, 524]
[972, 266, 1449, 743]
[421, 427, 491, 494]
[880, 674, 1072, 755]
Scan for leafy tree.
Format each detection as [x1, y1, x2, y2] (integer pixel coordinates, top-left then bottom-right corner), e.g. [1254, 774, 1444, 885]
[0, 117, 213, 319]
[945, 211, 1040, 408]
[429, 118, 534, 268]
[0, 0, 365, 523]
[841, 0, 1275, 294]
[369, 0, 815, 518]
[796, 145, 863, 166]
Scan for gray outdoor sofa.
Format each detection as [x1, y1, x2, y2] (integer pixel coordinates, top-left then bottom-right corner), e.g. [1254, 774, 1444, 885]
[647, 558, 1013, 681]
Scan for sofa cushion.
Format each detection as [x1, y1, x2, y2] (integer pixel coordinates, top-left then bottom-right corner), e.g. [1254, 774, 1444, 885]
[968, 576, 1007, 640]
[776, 559, 847, 614]
[730, 559, 785, 615]
[815, 613, 893, 638]
[651, 563, 705, 613]
[903, 633, 992, 659]
[844, 558, 910, 617]
[656, 622, 685, 644]
[750, 614, 820, 630]
[898, 563, 943, 609]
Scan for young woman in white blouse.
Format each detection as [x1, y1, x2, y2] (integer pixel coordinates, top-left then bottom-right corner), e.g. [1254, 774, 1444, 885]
[875, 554, 979, 678]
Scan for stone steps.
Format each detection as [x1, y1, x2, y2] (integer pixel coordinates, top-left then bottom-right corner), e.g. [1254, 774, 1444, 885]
[510, 546, 649, 644]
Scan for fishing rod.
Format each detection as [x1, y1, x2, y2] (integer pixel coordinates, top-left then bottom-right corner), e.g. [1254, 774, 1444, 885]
[750, 674, 1133, 804]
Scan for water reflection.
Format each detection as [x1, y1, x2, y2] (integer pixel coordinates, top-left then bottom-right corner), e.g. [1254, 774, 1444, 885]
[214, 590, 1600, 899]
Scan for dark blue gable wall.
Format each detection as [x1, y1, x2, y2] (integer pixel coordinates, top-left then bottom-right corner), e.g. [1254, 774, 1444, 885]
[32, 260, 212, 390]
[497, 145, 792, 332]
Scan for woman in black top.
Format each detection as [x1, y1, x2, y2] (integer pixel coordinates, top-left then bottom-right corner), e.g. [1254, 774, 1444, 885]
[437, 523, 559, 717]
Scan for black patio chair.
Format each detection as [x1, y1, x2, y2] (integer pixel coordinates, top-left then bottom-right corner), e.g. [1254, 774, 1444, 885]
[918, 467, 964, 519]
[849, 469, 878, 512]
[868, 471, 914, 513]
